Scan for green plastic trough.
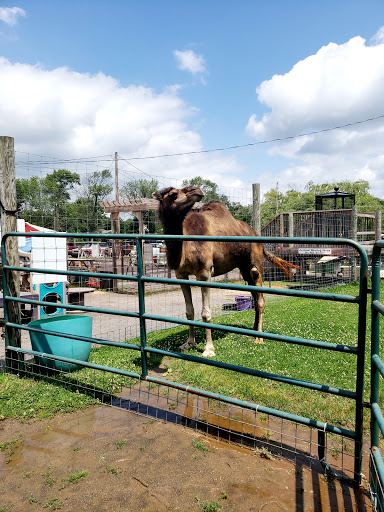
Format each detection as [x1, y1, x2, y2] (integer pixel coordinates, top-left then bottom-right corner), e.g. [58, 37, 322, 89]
[28, 315, 92, 372]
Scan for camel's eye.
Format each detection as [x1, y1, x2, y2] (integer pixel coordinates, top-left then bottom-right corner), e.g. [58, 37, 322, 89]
[169, 192, 178, 200]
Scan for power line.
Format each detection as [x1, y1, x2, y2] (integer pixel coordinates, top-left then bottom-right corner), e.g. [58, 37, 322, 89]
[14, 112, 384, 167]
[122, 113, 384, 161]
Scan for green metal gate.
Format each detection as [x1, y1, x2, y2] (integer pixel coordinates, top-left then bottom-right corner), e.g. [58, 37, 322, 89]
[1, 232, 369, 486]
[370, 240, 384, 509]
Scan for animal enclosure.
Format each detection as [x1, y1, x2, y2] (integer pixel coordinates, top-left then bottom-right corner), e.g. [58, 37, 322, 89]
[1, 231, 371, 490]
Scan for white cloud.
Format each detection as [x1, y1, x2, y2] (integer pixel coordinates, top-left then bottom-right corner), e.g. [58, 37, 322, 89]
[174, 49, 206, 75]
[0, 57, 241, 190]
[246, 28, 384, 198]
[0, 7, 25, 26]
[370, 26, 384, 45]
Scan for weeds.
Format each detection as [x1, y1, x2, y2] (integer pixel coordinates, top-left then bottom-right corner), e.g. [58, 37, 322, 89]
[0, 437, 21, 451]
[63, 470, 89, 485]
[42, 466, 56, 487]
[113, 441, 126, 449]
[105, 466, 119, 474]
[259, 447, 275, 460]
[200, 502, 221, 512]
[43, 497, 63, 510]
[192, 439, 209, 455]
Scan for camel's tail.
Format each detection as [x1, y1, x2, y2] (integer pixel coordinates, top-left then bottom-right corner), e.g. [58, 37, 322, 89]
[263, 248, 301, 277]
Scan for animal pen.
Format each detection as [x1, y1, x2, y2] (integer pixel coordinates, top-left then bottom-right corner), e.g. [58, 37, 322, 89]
[2, 141, 384, 509]
[0, 231, 376, 486]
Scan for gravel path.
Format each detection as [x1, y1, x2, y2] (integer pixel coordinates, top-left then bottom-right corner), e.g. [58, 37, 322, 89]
[0, 283, 246, 367]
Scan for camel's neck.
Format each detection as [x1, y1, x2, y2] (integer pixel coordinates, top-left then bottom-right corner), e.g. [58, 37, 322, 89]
[159, 211, 185, 270]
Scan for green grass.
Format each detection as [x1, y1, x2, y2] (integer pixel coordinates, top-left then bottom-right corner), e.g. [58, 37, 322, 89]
[0, 281, 382, 433]
[142, 281, 383, 431]
[0, 372, 98, 421]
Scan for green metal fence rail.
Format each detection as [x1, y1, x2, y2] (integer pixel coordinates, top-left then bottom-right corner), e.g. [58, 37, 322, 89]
[1, 232, 369, 486]
[371, 240, 384, 508]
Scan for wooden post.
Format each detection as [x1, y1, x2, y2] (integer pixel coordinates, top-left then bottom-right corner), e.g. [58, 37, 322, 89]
[351, 205, 358, 281]
[375, 209, 382, 242]
[252, 183, 261, 234]
[279, 213, 284, 238]
[288, 212, 294, 247]
[0, 136, 21, 369]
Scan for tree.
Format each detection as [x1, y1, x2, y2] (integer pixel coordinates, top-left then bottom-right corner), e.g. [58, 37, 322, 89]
[119, 178, 161, 234]
[84, 169, 113, 211]
[65, 197, 110, 233]
[43, 170, 80, 230]
[16, 176, 49, 223]
[228, 202, 253, 224]
[120, 178, 159, 199]
[181, 176, 230, 206]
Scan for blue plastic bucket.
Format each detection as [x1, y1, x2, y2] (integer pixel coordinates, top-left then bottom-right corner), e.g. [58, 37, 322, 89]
[28, 315, 92, 372]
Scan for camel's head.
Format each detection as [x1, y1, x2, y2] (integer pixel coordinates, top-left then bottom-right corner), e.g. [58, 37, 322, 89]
[152, 186, 204, 217]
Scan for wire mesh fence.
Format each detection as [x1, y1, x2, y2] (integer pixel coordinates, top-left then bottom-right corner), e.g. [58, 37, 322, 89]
[1, 230, 371, 490]
[2, 345, 363, 486]
[2, 156, 382, 496]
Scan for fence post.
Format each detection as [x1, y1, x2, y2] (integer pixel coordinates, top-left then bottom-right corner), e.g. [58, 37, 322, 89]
[375, 209, 382, 242]
[252, 183, 261, 234]
[111, 212, 119, 292]
[279, 213, 284, 238]
[0, 136, 22, 370]
[351, 205, 358, 281]
[136, 237, 148, 378]
[288, 212, 294, 247]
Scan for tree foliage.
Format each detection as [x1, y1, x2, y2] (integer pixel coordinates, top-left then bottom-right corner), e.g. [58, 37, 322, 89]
[261, 179, 383, 226]
[15, 172, 383, 235]
[84, 169, 113, 211]
[181, 176, 230, 206]
[120, 178, 159, 199]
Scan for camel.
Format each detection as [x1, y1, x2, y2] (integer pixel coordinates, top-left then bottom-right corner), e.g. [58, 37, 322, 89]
[153, 185, 299, 357]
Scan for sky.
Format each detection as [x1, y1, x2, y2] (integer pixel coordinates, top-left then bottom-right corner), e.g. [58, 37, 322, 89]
[1, 1, 384, 202]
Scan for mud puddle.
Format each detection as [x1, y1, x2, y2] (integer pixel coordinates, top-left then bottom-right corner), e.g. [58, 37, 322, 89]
[0, 404, 372, 511]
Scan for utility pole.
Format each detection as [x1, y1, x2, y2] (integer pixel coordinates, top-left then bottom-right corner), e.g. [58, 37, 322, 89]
[111, 152, 120, 291]
[114, 151, 120, 234]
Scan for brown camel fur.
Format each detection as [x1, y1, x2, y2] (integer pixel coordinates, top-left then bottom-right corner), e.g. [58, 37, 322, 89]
[153, 185, 299, 357]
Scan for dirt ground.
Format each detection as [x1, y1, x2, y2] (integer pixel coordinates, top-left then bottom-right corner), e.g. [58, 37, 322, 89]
[0, 405, 372, 512]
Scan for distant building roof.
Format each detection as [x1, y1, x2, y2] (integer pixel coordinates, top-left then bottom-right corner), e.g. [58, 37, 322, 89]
[315, 187, 355, 210]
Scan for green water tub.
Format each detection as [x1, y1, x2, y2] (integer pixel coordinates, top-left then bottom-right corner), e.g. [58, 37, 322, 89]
[28, 315, 92, 372]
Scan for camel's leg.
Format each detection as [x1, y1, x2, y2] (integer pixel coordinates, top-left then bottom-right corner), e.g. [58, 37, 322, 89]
[199, 271, 215, 358]
[177, 275, 196, 351]
[242, 264, 265, 344]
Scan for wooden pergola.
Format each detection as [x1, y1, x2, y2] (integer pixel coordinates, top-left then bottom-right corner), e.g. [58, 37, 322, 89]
[99, 198, 159, 234]
[99, 198, 202, 234]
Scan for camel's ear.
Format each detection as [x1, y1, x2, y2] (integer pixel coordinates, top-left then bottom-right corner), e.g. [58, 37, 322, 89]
[152, 187, 173, 201]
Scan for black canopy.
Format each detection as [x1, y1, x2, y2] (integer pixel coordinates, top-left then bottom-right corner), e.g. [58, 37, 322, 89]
[315, 187, 355, 210]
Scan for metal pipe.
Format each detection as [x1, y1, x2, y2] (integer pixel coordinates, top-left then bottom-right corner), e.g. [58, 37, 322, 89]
[6, 346, 141, 379]
[6, 322, 141, 351]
